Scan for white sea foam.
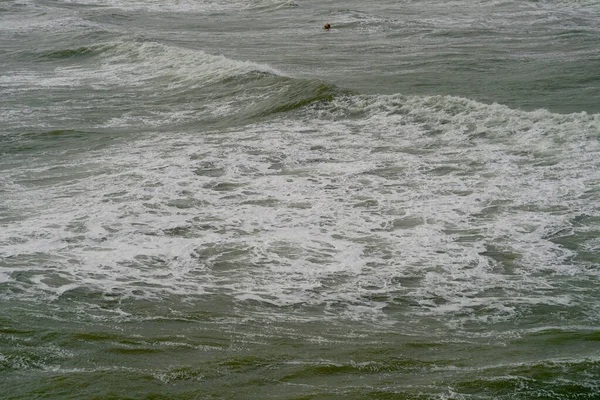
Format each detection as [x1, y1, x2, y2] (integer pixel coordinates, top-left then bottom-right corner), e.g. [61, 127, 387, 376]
[1, 94, 599, 328]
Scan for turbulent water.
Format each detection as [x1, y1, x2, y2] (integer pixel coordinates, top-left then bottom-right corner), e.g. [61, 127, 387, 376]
[1, 0, 600, 398]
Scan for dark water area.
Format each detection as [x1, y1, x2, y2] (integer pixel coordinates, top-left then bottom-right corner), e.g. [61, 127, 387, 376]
[1, 0, 600, 398]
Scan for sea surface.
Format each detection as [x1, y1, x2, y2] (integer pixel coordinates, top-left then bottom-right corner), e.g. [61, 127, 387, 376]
[1, 0, 600, 398]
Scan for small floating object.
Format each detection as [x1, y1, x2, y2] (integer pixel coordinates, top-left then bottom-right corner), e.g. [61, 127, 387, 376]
[323, 23, 331, 30]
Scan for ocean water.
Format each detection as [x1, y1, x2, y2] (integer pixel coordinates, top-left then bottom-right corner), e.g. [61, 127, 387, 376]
[1, 0, 600, 398]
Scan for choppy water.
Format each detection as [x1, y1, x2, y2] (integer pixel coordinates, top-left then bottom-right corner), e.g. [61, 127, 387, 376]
[1, 0, 600, 398]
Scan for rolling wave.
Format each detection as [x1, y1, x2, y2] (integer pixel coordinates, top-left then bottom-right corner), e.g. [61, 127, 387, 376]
[1, 39, 344, 132]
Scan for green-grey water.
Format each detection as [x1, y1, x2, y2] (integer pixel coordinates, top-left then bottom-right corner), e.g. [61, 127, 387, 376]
[1, 0, 600, 398]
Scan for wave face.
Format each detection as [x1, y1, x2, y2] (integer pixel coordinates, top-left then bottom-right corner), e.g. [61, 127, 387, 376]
[1, 0, 600, 398]
[1, 39, 341, 136]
